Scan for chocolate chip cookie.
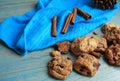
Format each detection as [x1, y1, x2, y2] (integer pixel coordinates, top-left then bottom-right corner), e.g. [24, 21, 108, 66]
[94, 36, 108, 52]
[73, 53, 100, 76]
[71, 36, 98, 56]
[90, 37, 108, 58]
[105, 44, 120, 65]
[102, 23, 120, 44]
[90, 36, 108, 58]
[56, 41, 71, 53]
[48, 56, 72, 79]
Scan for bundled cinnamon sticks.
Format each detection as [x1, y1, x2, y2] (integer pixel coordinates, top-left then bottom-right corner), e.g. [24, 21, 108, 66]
[51, 7, 92, 36]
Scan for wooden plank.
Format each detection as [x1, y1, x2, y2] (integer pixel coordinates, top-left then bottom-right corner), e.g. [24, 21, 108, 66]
[0, 0, 37, 22]
[0, 0, 120, 81]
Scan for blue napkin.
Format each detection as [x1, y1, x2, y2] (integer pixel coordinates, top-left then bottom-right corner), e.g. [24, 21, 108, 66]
[0, 0, 119, 55]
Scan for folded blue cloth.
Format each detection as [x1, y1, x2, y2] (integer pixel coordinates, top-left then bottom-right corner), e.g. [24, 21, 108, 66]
[0, 0, 119, 55]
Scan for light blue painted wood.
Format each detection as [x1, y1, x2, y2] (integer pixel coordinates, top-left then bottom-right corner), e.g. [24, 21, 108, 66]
[0, 0, 120, 81]
[0, 0, 38, 22]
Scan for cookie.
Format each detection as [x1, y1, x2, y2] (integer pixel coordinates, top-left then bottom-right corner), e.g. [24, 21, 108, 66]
[56, 41, 71, 53]
[71, 36, 98, 56]
[90, 37, 108, 58]
[48, 56, 72, 79]
[105, 44, 120, 65]
[102, 23, 120, 44]
[94, 36, 108, 52]
[73, 54, 100, 76]
[51, 50, 61, 57]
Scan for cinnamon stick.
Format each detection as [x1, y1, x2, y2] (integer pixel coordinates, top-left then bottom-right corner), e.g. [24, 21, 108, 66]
[62, 13, 73, 34]
[77, 8, 91, 20]
[52, 16, 57, 37]
[71, 8, 77, 24]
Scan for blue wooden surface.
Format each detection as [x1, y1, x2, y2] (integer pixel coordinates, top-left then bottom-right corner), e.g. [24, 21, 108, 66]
[0, 0, 120, 81]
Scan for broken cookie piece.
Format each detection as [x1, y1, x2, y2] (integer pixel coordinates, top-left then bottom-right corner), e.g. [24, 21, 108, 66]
[56, 41, 71, 54]
[102, 23, 120, 44]
[105, 44, 120, 65]
[73, 54, 100, 76]
[48, 56, 72, 80]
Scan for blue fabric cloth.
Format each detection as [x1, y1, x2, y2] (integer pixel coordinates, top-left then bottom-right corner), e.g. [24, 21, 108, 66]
[0, 0, 119, 55]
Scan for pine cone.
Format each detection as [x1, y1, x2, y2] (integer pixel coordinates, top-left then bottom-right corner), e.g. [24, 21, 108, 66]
[93, 0, 117, 10]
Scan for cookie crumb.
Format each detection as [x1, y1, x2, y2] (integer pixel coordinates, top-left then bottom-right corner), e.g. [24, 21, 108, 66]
[93, 32, 98, 35]
[51, 50, 61, 57]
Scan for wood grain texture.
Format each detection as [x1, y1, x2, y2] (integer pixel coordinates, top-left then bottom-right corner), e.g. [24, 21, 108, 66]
[0, 0, 120, 81]
[0, 0, 38, 22]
